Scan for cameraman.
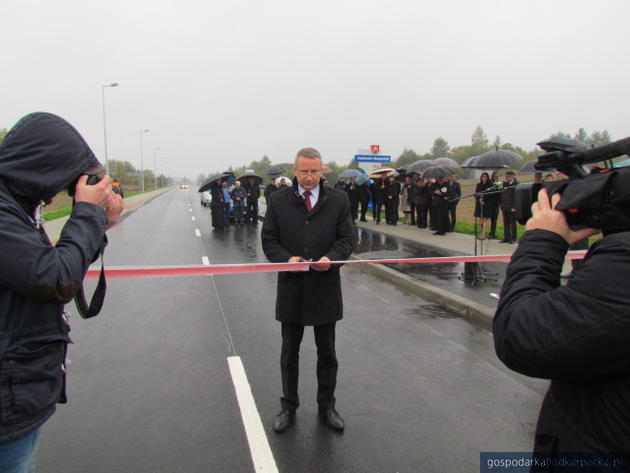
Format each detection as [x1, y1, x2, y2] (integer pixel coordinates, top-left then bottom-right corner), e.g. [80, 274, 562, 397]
[0, 112, 123, 472]
[493, 188, 630, 466]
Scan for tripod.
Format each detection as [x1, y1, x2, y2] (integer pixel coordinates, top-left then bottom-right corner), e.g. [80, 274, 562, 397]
[456, 189, 501, 286]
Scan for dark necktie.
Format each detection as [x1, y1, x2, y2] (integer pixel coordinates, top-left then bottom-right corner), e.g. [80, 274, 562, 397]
[303, 190, 312, 212]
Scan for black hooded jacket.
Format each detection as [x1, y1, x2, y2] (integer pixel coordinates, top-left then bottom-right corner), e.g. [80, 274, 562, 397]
[0, 112, 108, 444]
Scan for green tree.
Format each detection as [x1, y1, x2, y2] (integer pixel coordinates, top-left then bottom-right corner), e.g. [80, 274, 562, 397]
[394, 148, 420, 167]
[430, 137, 450, 158]
[574, 127, 588, 143]
[0, 127, 7, 143]
[492, 136, 502, 148]
[588, 130, 612, 146]
[471, 126, 488, 147]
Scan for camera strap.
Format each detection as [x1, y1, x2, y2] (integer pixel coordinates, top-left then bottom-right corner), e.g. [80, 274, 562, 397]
[75, 245, 107, 319]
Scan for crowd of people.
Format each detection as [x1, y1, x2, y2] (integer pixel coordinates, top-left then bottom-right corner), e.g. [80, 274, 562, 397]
[333, 173, 462, 236]
[209, 176, 261, 229]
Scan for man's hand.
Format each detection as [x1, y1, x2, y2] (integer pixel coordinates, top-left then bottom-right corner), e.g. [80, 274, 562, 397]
[105, 192, 124, 228]
[74, 175, 112, 210]
[311, 256, 331, 272]
[527, 189, 599, 245]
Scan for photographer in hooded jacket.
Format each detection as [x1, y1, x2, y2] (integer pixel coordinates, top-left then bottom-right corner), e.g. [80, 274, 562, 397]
[0, 112, 123, 473]
[493, 184, 630, 468]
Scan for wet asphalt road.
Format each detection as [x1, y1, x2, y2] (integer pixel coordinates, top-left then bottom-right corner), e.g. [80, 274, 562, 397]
[38, 189, 547, 473]
[353, 227, 507, 310]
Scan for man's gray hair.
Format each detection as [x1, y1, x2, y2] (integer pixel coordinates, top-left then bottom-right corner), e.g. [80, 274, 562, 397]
[294, 147, 322, 166]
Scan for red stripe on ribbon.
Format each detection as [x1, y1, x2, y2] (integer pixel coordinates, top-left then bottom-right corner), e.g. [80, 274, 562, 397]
[85, 251, 587, 280]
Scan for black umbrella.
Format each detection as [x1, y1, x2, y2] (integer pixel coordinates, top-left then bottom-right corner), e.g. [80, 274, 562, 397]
[407, 159, 436, 173]
[520, 160, 554, 173]
[460, 155, 480, 168]
[236, 174, 263, 186]
[266, 165, 287, 176]
[198, 173, 230, 192]
[433, 157, 459, 169]
[421, 166, 452, 179]
[465, 149, 522, 169]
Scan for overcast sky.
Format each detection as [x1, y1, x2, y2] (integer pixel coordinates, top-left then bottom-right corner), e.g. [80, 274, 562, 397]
[2, 0, 629, 179]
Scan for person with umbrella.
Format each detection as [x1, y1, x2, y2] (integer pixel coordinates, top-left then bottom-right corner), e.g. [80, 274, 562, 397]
[385, 174, 400, 225]
[334, 176, 345, 190]
[500, 171, 519, 243]
[429, 176, 451, 235]
[446, 173, 461, 232]
[474, 172, 494, 240]
[358, 177, 370, 222]
[210, 180, 226, 229]
[230, 180, 246, 226]
[412, 177, 429, 229]
[243, 176, 261, 224]
[264, 176, 276, 203]
[487, 171, 502, 239]
[401, 175, 414, 225]
[220, 180, 233, 228]
[344, 177, 360, 224]
[261, 147, 354, 434]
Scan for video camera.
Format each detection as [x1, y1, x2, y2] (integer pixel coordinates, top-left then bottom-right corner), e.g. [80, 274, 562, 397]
[513, 136, 630, 234]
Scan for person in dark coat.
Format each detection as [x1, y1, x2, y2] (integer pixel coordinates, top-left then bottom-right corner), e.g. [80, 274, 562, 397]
[358, 181, 370, 222]
[369, 180, 379, 221]
[344, 177, 360, 223]
[243, 177, 260, 224]
[474, 172, 494, 240]
[334, 177, 345, 190]
[493, 188, 630, 468]
[446, 174, 461, 232]
[210, 181, 225, 229]
[0, 112, 123, 468]
[264, 177, 276, 203]
[385, 175, 400, 225]
[500, 171, 518, 243]
[430, 176, 450, 235]
[412, 178, 429, 228]
[486, 170, 502, 239]
[375, 178, 387, 224]
[262, 147, 354, 434]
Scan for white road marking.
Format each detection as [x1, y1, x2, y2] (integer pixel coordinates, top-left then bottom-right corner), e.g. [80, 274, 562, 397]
[195, 229, 201, 237]
[202, 256, 210, 265]
[227, 356, 279, 473]
[192, 216, 196, 221]
[189, 209, 193, 212]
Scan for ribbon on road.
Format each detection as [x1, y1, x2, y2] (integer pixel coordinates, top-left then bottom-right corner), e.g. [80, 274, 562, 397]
[84, 251, 587, 280]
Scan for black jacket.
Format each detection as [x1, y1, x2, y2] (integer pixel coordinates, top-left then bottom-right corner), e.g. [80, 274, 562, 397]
[263, 184, 276, 202]
[243, 182, 260, 201]
[494, 229, 630, 458]
[261, 179, 354, 325]
[429, 181, 450, 208]
[500, 178, 518, 211]
[344, 182, 360, 205]
[0, 113, 108, 444]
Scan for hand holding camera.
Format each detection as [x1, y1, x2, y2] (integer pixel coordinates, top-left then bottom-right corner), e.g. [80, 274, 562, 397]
[74, 175, 124, 227]
[527, 189, 599, 245]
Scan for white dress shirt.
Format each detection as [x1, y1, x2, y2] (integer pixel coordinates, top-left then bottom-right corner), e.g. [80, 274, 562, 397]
[298, 184, 320, 209]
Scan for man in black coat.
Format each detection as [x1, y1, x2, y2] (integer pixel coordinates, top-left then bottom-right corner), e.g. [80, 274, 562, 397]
[384, 175, 400, 225]
[263, 177, 276, 203]
[243, 177, 261, 224]
[500, 171, 518, 243]
[430, 176, 451, 235]
[358, 182, 370, 222]
[262, 147, 354, 434]
[446, 173, 461, 232]
[0, 112, 123, 467]
[493, 188, 630, 467]
[344, 177, 360, 224]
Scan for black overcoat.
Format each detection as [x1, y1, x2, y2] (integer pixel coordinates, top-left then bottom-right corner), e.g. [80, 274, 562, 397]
[494, 229, 630, 458]
[261, 179, 354, 326]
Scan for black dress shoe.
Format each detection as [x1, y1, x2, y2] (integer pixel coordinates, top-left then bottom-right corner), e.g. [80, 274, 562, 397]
[273, 410, 295, 434]
[320, 408, 345, 431]
[499, 240, 509, 243]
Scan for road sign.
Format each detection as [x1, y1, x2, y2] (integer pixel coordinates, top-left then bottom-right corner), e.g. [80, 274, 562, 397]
[353, 155, 392, 163]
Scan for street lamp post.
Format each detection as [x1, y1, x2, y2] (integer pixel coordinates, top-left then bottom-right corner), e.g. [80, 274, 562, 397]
[153, 147, 160, 190]
[101, 82, 119, 175]
[139, 129, 150, 192]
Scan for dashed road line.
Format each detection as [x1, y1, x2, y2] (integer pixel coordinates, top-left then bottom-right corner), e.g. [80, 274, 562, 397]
[202, 256, 210, 266]
[195, 229, 201, 237]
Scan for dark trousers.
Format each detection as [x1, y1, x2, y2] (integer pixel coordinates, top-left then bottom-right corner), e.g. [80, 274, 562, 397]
[234, 205, 245, 224]
[434, 205, 449, 234]
[224, 204, 231, 227]
[350, 200, 359, 222]
[502, 210, 517, 242]
[448, 202, 458, 231]
[280, 322, 338, 412]
[429, 205, 436, 230]
[359, 199, 369, 221]
[246, 200, 258, 223]
[373, 201, 384, 222]
[385, 198, 398, 225]
[415, 204, 427, 228]
[408, 202, 416, 224]
[211, 204, 224, 228]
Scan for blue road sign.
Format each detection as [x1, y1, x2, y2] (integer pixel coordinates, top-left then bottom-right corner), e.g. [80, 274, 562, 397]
[354, 155, 392, 162]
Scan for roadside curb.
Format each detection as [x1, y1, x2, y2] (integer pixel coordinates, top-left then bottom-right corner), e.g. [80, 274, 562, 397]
[349, 254, 495, 331]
